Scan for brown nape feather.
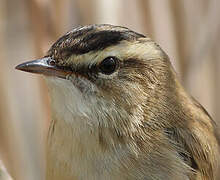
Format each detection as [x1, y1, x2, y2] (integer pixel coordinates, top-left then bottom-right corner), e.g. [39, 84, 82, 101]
[191, 96, 220, 146]
[89, 49, 219, 179]
[124, 58, 220, 179]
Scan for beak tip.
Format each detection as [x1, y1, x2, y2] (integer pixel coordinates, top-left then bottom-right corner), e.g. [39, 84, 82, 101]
[15, 63, 27, 71]
[15, 64, 21, 70]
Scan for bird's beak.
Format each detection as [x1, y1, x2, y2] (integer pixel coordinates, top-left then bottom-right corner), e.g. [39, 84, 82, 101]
[15, 57, 72, 79]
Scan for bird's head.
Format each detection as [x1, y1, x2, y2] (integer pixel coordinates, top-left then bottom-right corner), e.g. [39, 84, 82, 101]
[16, 24, 177, 133]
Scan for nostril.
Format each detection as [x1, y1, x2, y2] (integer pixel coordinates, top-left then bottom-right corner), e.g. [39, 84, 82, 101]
[49, 59, 56, 66]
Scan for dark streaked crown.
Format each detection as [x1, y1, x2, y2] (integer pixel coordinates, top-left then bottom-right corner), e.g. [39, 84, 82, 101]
[47, 24, 145, 62]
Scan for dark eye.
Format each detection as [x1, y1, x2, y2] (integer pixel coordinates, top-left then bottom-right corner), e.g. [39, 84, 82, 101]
[99, 57, 118, 75]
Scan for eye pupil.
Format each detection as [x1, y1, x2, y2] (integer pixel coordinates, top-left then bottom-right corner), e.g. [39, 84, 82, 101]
[99, 57, 118, 75]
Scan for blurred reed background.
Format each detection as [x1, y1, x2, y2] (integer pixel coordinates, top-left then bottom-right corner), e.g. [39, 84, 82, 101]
[0, 0, 219, 179]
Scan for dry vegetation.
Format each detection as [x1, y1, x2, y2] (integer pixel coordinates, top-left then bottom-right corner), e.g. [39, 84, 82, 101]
[0, 0, 219, 179]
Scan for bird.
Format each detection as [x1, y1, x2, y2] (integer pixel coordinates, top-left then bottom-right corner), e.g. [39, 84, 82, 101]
[16, 24, 219, 180]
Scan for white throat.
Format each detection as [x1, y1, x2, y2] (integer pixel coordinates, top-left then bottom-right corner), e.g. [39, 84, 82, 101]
[45, 76, 94, 123]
